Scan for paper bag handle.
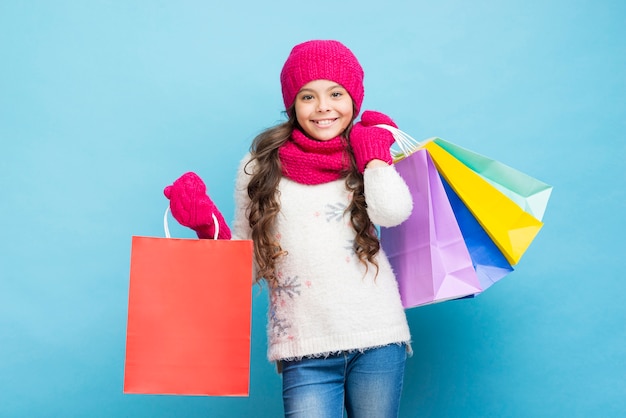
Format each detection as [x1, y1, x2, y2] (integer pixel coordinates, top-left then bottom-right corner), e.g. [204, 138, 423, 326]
[163, 207, 219, 240]
[375, 124, 436, 160]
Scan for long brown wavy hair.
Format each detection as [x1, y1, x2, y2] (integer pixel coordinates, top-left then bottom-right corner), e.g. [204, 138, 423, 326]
[245, 107, 380, 286]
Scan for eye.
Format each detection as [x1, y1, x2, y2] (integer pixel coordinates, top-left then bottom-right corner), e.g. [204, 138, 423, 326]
[331, 91, 343, 98]
[299, 94, 314, 101]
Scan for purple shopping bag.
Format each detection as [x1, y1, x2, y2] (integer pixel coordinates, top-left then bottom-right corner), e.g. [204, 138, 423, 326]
[381, 149, 482, 308]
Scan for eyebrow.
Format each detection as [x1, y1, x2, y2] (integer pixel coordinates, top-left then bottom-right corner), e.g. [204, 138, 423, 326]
[298, 84, 345, 94]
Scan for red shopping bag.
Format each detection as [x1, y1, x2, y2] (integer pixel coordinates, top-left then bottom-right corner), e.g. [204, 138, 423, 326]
[123, 234, 253, 396]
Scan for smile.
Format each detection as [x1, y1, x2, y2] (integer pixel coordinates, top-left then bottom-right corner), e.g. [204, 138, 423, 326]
[313, 118, 337, 126]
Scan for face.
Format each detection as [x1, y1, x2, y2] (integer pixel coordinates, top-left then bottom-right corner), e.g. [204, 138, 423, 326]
[294, 79, 354, 141]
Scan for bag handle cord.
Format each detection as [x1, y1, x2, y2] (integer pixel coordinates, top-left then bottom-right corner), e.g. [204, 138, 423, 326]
[164, 207, 219, 240]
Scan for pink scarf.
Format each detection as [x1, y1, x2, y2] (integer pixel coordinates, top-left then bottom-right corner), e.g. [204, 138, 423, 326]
[278, 129, 351, 185]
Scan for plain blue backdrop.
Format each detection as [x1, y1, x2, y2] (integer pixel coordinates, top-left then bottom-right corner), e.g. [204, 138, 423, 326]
[1, 1, 624, 417]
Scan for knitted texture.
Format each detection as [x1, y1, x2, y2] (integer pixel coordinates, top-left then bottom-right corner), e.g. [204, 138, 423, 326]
[280, 40, 364, 114]
[350, 110, 398, 173]
[279, 129, 351, 185]
[163, 172, 232, 240]
[231, 155, 413, 361]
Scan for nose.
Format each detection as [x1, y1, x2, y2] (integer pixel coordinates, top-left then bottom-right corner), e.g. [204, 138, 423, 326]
[316, 97, 331, 112]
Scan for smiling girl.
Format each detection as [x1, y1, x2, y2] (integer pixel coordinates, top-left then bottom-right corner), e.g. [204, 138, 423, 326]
[165, 40, 414, 417]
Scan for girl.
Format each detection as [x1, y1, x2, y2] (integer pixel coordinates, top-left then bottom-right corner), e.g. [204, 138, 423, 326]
[164, 39, 414, 418]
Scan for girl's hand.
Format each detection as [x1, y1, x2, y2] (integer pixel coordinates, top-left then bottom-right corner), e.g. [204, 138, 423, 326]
[349, 110, 398, 173]
[163, 172, 232, 240]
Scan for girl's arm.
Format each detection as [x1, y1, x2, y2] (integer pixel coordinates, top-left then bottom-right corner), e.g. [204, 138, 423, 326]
[231, 154, 262, 282]
[231, 153, 254, 241]
[350, 111, 413, 227]
[363, 164, 413, 227]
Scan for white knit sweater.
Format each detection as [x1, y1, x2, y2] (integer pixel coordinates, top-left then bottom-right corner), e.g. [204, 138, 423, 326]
[232, 154, 413, 361]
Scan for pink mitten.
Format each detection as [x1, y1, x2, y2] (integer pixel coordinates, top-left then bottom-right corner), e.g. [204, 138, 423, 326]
[163, 172, 232, 240]
[349, 110, 398, 173]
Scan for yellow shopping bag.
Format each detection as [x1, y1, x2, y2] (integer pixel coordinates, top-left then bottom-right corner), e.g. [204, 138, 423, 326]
[423, 141, 543, 265]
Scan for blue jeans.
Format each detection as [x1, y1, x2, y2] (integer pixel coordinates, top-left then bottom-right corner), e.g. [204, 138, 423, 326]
[281, 344, 407, 418]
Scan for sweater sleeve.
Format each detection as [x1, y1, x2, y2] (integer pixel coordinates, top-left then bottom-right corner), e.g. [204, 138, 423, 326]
[231, 153, 254, 241]
[363, 164, 413, 227]
[232, 154, 264, 282]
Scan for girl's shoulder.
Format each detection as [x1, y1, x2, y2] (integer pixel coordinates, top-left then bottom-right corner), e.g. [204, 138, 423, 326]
[235, 152, 263, 192]
[237, 152, 255, 175]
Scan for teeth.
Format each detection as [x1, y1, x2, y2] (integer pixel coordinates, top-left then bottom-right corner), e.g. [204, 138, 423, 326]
[315, 119, 334, 126]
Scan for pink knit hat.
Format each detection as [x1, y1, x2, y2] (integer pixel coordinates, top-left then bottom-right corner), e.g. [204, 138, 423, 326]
[280, 40, 365, 115]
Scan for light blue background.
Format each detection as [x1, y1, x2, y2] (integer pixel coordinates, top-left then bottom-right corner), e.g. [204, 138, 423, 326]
[1, 1, 624, 417]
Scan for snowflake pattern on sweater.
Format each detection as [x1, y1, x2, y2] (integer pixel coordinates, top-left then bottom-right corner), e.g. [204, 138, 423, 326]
[325, 202, 346, 222]
[269, 275, 302, 340]
[233, 155, 414, 361]
[270, 200, 352, 346]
